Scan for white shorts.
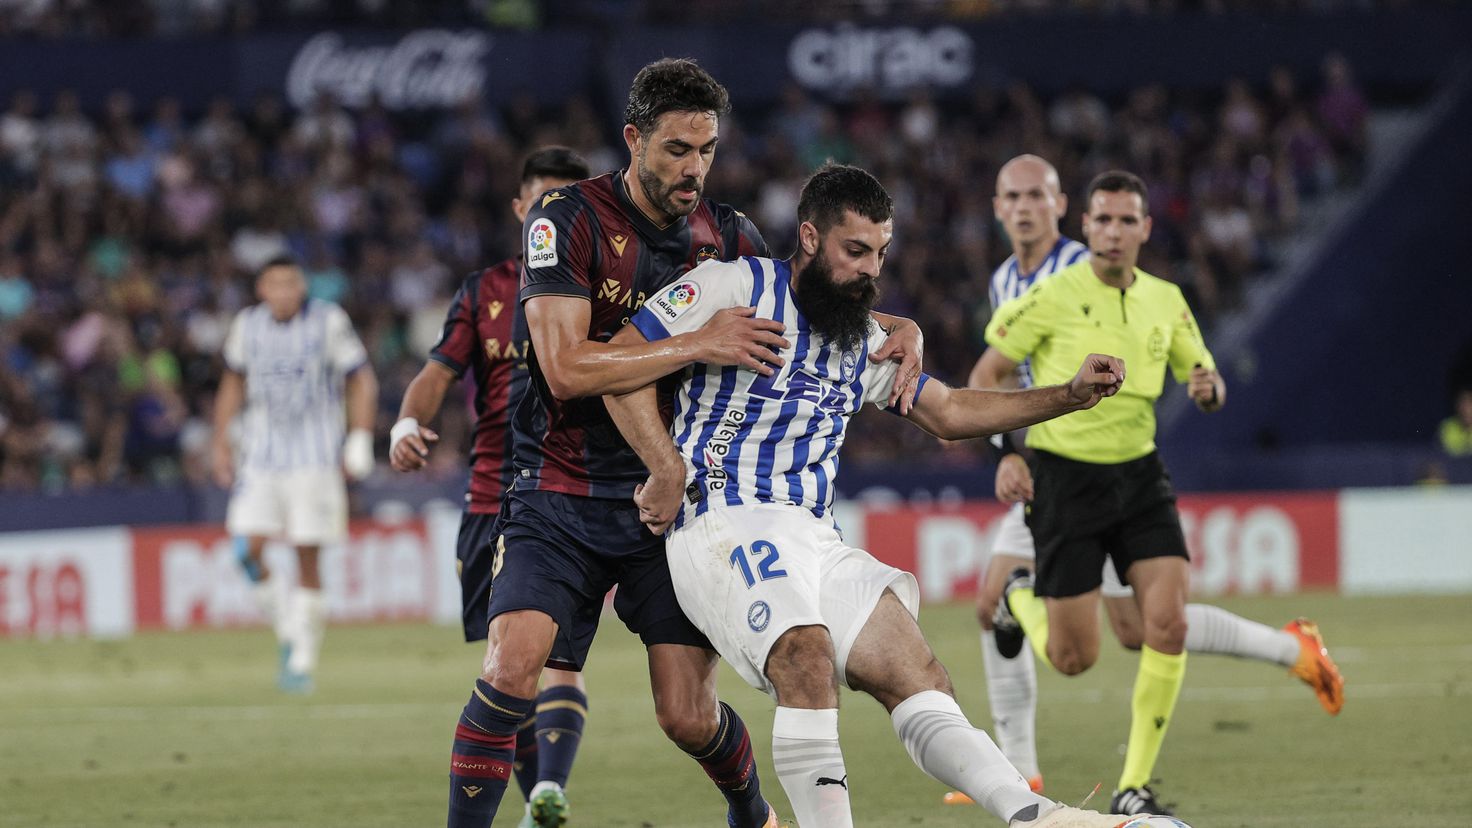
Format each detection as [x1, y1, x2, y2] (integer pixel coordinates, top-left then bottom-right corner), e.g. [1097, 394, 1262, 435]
[226, 466, 347, 546]
[989, 501, 1134, 598]
[666, 503, 919, 697]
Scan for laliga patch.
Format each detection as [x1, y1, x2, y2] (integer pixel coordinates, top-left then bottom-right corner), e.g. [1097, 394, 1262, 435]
[747, 600, 771, 632]
[652, 281, 700, 323]
[526, 218, 559, 269]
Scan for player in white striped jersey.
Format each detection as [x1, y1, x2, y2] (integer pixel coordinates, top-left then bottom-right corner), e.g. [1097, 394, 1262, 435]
[950, 156, 1343, 810]
[606, 165, 1135, 828]
[210, 256, 378, 692]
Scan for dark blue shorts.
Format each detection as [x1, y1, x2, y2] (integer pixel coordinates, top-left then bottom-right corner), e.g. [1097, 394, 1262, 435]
[455, 510, 502, 643]
[488, 486, 711, 671]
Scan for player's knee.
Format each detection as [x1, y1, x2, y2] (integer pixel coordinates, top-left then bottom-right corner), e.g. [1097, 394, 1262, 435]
[1049, 643, 1097, 676]
[1110, 616, 1145, 650]
[766, 626, 838, 708]
[1144, 611, 1188, 653]
[479, 643, 544, 699]
[654, 696, 718, 751]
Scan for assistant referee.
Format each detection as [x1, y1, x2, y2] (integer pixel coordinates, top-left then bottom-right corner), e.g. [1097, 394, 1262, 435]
[978, 170, 1224, 817]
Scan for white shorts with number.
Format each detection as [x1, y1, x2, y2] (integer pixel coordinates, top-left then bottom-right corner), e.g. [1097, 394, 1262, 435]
[989, 501, 1134, 598]
[666, 503, 919, 697]
[226, 466, 348, 546]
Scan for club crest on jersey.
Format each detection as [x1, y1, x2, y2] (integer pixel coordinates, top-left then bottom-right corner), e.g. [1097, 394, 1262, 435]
[1148, 326, 1167, 360]
[841, 350, 859, 382]
[694, 244, 720, 263]
[652, 281, 700, 323]
[747, 601, 771, 632]
[527, 218, 558, 269]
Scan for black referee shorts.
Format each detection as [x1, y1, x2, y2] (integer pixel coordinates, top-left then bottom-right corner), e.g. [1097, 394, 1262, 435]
[1024, 449, 1189, 599]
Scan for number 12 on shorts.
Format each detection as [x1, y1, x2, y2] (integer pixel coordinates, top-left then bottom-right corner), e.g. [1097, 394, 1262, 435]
[730, 540, 787, 588]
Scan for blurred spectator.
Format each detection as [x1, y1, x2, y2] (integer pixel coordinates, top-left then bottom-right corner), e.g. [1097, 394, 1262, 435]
[1439, 389, 1472, 457]
[0, 50, 1378, 488]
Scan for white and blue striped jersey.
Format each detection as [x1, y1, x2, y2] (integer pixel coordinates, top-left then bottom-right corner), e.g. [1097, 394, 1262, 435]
[630, 257, 926, 529]
[222, 299, 368, 472]
[989, 236, 1089, 388]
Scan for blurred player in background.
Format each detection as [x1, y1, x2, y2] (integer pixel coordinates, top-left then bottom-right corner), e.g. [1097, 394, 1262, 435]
[950, 156, 1346, 806]
[210, 256, 378, 693]
[606, 163, 1136, 828]
[391, 146, 592, 828]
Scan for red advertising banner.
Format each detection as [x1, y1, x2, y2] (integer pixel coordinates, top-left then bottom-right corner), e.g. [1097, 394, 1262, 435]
[861, 492, 1339, 601]
[130, 519, 440, 632]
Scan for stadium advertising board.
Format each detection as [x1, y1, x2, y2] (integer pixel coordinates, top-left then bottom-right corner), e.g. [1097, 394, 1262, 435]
[862, 492, 1341, 602]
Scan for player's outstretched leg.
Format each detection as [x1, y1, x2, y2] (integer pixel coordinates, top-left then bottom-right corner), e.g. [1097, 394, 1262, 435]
[846, 591, 1133, 826]
[764, 624, 853, 828]
[447, 610, 555, 828]
[648, 644, 775, 828]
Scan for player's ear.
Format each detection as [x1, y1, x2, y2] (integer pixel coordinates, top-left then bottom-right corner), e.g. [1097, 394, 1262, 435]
[1055, 191, 1068, 220]
[622, 123, 642, 156]
[1141, 214, 1153, 243]
[798, 221, 820, 256]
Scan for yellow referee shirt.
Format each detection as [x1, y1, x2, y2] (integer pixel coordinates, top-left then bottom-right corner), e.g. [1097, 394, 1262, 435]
[984, 260, 1214, 464]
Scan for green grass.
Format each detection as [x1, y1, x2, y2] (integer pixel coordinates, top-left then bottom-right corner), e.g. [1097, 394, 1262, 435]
[3, 593, 1470, 827]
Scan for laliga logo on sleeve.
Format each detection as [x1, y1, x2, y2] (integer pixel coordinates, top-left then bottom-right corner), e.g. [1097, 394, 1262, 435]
[653, 281, 700, 322]
[527, 219, 558, 269]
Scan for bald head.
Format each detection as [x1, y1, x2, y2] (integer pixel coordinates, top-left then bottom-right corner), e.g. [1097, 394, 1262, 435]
[994, 154, 1066, 252]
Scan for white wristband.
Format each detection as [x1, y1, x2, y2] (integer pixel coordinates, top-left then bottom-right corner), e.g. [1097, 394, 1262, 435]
[343, 428, 375, 481]
[389, 417, 420, 453]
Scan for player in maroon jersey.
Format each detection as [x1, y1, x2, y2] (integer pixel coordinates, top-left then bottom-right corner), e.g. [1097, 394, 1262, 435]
[440, 59, 925, 828]
[391, 147, 591, 827]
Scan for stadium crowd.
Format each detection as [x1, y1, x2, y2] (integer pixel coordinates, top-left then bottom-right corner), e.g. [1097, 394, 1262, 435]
[0, 52, 1369, 490]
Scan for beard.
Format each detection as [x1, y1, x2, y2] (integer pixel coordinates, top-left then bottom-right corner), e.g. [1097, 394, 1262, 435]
[637, 153, 702, 220]
[795, 249, 879, 352]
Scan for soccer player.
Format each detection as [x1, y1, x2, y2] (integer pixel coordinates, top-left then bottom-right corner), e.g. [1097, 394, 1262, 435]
[605, 164, 1136, 828]
[210, 256, 377, 693]
[954, 156, 1346, 803]
[391, 146, 592, 828]
[439, 60, 925, 828]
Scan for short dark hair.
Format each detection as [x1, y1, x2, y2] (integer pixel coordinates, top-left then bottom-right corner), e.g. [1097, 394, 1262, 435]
[797, 163, 894, 233]
[623, 58, 731, 136]
[521, 146, 590, 185]
[257, 254, 299, 278]
[1086, 170, 1149, 215]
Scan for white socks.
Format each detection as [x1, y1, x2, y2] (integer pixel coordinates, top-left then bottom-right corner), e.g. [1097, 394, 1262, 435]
[771, 706, 852, 828]
[1185, 604, 1300, 667]
[285, 587, 327, 675]
[980, 628, 1041, 780]
[252, 581, 289, 643]
[891, 690, 1049, 824]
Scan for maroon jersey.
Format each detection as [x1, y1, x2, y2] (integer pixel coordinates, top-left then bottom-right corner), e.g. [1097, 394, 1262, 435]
[429, 257, 530, 513]
[514, 170, 768, 499]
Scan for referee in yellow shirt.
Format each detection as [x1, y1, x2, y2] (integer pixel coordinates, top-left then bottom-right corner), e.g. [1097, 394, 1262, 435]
[983, 171, 1224, 817]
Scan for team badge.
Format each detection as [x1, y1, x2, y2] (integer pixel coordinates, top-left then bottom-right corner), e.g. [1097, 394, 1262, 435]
[694, 244, 720, 263]
[841, 350, 858, 382]
[527, 218, 558, 269]
[652, 281, 700, 323]
[747, 600, 771, 632]
[1147, 326, 1167, 360]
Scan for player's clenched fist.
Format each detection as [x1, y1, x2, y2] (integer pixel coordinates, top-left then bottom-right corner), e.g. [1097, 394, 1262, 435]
[1065, 353, 1126, 410]
[693, 306, 790, 376]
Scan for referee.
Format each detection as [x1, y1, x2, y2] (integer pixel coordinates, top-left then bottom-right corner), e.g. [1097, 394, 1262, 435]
[983, 170, 1224, 817]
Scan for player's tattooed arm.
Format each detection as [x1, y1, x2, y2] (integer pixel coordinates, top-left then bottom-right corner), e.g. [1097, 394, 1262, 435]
[869, 311, 924, 415]
[906, 354, 1125, 440]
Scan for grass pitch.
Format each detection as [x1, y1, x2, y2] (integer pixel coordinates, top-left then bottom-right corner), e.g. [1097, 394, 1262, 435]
[3, 593, 1470, 827]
